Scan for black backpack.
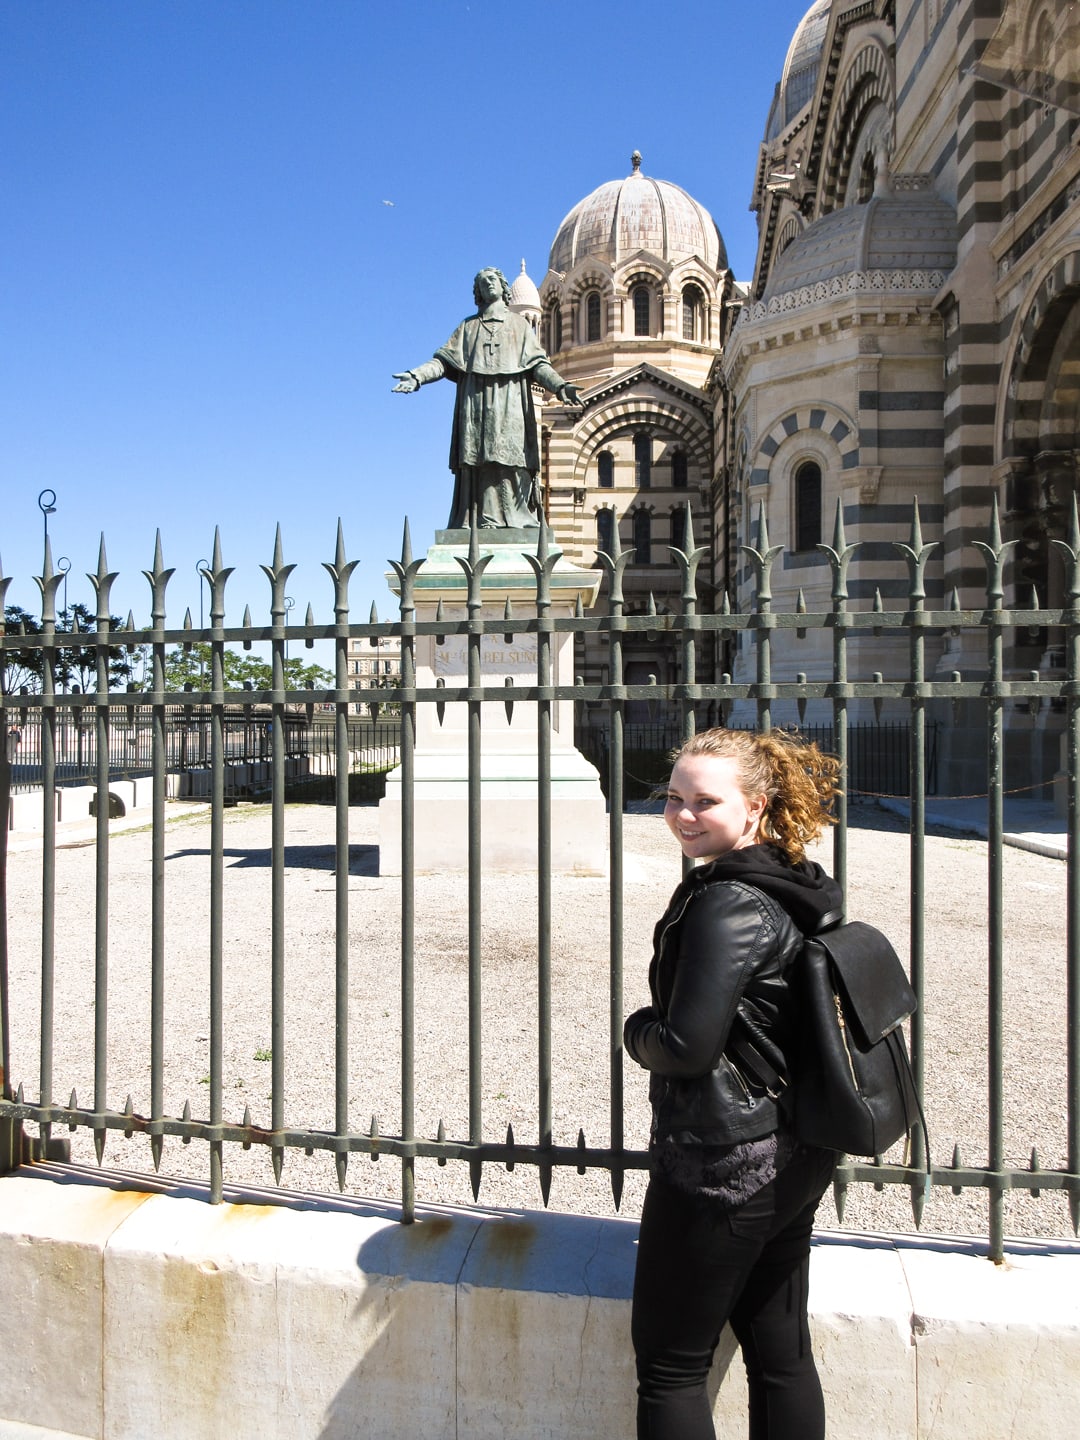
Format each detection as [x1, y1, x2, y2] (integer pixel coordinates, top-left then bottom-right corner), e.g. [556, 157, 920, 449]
[793, 920, 925, 1160]
[727, 917, 927, 1162]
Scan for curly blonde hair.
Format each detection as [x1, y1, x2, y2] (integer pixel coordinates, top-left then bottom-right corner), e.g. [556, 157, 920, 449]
[671, 728, 840, 864]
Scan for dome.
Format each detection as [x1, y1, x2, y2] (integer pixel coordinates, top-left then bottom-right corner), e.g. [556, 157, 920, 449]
[765, 0, 831, 142]
[763, 189, 957, 296]
[548, 152, 726, 275]
[508, 259, 541, 311]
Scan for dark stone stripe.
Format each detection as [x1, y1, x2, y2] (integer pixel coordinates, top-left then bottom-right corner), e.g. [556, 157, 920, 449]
[782, 413, 799, 435]
[859, 391, 942, 411]
[830, 421, 851, 442]
[761, 436, 779, 456]
[948, 363, 1001, 388]
[750, 469, 770, 486]
[943, 444, 996, 467]
[949, 325, 1000, 350]
[941, 490, 1000, 520]
[860, 427, 946, 449]
[944, 405, 997, 436]
[809, 408, 826, 430]
[958, 201, 1003, 232]
[841, 450, 861, 469]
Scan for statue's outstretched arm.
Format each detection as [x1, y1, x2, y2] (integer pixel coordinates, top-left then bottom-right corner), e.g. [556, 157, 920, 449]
[391, 358, 446, 393]
[531, 360, 584, 406]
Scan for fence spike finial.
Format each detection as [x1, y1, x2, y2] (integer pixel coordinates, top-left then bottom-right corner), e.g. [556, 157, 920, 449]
[988, 490, 1002, 552]
[830, 497, 846, 555]
[212, 525, 224, 573]
[271, 523, 284, 571]
[909, 495, 924, 553]
[401, 517, 413, 568]
[684, 500, 695, 553]
[757, 501, 771, 553]
[369, 600, 379, 625]
[334, 519, 347, 571]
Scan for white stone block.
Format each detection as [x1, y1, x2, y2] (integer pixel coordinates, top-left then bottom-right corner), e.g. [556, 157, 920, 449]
[57, 786, 95, 822]
[7, 791, 59, 833]
[102, 1194, 475, 1440]
[901, 1241, 1080, 1439]
[810, 1237, 917, 1439]
[456, 1210, 637, 1440]
[0, 1175, 148, 1439]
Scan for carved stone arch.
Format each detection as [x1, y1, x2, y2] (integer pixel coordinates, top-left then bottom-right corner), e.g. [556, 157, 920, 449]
[564, 260, 615, 304]
[748, 405, 859, 492]
[1002, 247, 1080, 458]
[617, 263, 666, 296]
[817, 41, 894, 216]
[574, 399, 712, 487]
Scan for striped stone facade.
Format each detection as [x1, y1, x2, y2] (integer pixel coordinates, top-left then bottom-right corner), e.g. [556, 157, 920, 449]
[717, 0, 1080, 784]
[532, 1, 1078, 788]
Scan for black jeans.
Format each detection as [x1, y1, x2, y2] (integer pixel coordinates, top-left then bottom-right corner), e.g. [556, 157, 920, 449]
[631, 1143, 836, 1440]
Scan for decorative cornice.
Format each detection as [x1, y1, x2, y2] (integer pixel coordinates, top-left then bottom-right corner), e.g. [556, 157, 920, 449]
[737, 268, 950, 326]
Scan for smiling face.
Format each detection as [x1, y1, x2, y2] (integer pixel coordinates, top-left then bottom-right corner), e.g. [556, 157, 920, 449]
[664, 753, 766, 862]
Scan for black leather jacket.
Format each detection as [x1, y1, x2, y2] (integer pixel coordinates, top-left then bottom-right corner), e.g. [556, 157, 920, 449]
[624, 845, 843, 1145]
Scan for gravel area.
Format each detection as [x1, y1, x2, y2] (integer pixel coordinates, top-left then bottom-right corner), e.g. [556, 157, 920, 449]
[4, 799, 1075, 1242]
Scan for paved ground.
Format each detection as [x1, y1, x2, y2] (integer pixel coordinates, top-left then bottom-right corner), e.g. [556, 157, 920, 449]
[3, 792, 1075, 1244]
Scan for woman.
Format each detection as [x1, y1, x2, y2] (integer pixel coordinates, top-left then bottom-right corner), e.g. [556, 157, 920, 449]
[624, 728, 843, 1440]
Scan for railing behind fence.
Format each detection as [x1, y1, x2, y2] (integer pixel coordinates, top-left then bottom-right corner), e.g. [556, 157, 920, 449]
[1, 501, 1078, 1260]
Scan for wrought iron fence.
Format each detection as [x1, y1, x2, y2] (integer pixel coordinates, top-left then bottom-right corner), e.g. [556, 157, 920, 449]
[1, 502, 1078, 1262]
[578, 719, 940, 802]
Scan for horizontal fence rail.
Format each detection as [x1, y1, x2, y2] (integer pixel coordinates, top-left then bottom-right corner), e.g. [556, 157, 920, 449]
[1, 502, 1078, 1259]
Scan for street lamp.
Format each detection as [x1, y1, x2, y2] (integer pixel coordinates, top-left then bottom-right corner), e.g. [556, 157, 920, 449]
[37, 489, 56, 566]
[57, 556, 71, 626]
[57, 556, 71, 694]
[196, 558, 210, 680]
[284, 594, 295, 663]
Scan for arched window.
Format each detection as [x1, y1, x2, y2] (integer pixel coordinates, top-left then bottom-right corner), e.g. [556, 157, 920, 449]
[795, 461, 823, 552]
[597, 450, 614, 489]
[633, 509, 651, 564]
[671, 449, 688, 489]
[586, 291, 602, 342]
[634, 432, 652, 488]
[671, 506, 688, 553]
[545, 303, 562, 354]
[633, 285, 651, 336]
[596, 509, 615, 558]
[682, 285, 703, 342]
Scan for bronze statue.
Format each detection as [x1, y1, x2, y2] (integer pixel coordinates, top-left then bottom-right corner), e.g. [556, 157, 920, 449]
[393, 266, 582, 529]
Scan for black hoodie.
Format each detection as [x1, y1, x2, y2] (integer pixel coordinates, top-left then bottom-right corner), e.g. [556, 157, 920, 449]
[624, 843, 843, 1145]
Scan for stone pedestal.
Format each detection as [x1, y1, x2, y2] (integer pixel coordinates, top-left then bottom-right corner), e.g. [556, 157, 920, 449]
[379, 529, 607, 875]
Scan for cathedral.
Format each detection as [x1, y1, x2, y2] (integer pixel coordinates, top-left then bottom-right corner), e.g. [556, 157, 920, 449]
[514, 0, 1080, 791]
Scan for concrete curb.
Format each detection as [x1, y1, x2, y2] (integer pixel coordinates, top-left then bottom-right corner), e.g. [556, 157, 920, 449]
[2, 1170, 1079, 1439]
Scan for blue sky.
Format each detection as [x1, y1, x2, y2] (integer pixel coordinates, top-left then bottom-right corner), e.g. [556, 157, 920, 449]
[2, 0, 812, 634]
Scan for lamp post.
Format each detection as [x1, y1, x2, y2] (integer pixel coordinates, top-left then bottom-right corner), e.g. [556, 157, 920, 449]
[284, 594, 295, 664]
[37, 488, 56, 567]
[57, 556, 71, 694]
[196, 558, 210, 680]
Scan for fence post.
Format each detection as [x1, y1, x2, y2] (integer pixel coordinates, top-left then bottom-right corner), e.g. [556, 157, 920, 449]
[0, 736, 20, 1175]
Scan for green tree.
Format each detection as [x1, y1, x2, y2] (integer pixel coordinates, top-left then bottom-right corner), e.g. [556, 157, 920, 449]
[1, 605, 44, 694]
[56, 602, 142, 693]
[163, 644, 332, 692]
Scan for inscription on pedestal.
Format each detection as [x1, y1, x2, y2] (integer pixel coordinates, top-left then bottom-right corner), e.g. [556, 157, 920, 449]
[433, 636, 539, 684]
